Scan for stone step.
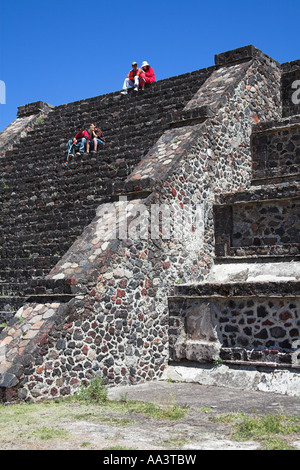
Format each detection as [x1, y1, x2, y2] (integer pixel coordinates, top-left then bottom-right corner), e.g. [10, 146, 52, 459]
[0, 154, 143, 199]
[0, 214, 96, 233]
[172, 279, 300, 298]
[222, 244, 300, 259]
[0, 269, 52, 285]
[0, 242, 72, 259]
[0, 281, 31, 296]
[0, 233, 79, 250]
[206, 260, 300, 283]
[0, 65, 214, 298]
[0, 276, 74, 296]
[0, 256, 60, 270]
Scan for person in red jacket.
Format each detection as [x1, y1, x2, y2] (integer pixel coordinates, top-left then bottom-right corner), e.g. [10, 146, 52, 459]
[67, 126, 89, 158]
[139, 61, 156, 90]
[121, 61, 141, 94]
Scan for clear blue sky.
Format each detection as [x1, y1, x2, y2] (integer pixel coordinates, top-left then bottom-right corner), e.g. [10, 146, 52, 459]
[1, 0, 300, 131]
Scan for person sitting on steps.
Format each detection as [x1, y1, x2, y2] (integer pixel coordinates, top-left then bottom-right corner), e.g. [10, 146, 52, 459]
[121, 61, 141, 95]
[139, 61, 156, 90]
[67, 126, 89, 158]
[87, 123, 106, 153]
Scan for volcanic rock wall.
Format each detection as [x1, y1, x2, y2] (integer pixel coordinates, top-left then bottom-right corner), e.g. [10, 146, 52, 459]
[1, 45, 297, 402]
[169, 56, 300, 374]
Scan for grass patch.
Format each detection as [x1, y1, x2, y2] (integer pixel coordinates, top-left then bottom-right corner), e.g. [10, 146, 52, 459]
[162, 437, 189, 449]
[33, 426, 70, 441]
[102, 445, 138, 451]
[263, 437, 297, 451]
[0, 377, 187, 449]
[72, 376, 187, 421]
[73, 398, 188, 422]
[118, 399, 188, 421]
[80, 441, 92, 447]
[200, 407, 213, 413]
[213, 412, 300, 450]
[234, 413, 300, 440]
[71, 376, 187, 421]
[73, 411, 136, 427]
[0, 380, 187, 449]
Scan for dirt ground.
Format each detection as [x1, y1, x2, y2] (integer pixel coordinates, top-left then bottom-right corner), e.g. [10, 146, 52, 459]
[0, 381, 299, 452]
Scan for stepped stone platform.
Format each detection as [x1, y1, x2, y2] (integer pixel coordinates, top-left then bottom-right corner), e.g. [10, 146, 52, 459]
[0, 65, 214, 325]
[0, 45, 299, 402]
[0, 65, 215, 302]
[169, 64, 300, 377]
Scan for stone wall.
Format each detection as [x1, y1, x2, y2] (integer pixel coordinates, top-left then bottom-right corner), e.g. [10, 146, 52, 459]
[168, 50, 300, 380]
[0, 101, 53, 158]
[251, 117, 300, 183]
[2, 45, 298, 402]
[168, 286, 300, 368]
[0, 45, 284, 402]
[231, 199, 300, 252]
[0, 64, 214, 330]
[215, 191, 300, 258]
[0, 66, 213, 301]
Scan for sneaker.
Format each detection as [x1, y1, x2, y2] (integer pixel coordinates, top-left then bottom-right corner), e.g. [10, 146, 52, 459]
[134, 87, 138, 92]
[91, 150, 96, 154]
[121, 90, 127, 95]
[76, 152, 81, 156]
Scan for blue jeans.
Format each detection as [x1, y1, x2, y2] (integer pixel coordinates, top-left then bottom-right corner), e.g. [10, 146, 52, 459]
[68, 138, 86, 155]
[89, 138, 105, 150]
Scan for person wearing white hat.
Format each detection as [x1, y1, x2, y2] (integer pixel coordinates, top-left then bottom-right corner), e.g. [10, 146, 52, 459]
[139, 61, 156, 90]
[121, 61, 141, 95]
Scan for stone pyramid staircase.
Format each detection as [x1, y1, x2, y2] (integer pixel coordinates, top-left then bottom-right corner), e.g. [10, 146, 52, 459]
[3, 45, 298, 402]
[0, 66, 214, 326]
[169, 63, 300, 370]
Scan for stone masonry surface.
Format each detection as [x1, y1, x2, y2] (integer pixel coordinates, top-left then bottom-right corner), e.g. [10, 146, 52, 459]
[1, 45, 299, 402]
[0, 66, 213, 300]
[168, 50, 300, 380]
[251, 117, 300, 182]
[168, 295, 300, 367]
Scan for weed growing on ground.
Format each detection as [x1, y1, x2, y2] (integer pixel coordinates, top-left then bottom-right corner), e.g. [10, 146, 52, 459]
[119, 399, 188, 421]
[32, 427, 70, 441]
[75, 375, 108, 404]
[213, 412, 300, 450]
[102, 445, 138, 451]
[200, 407, 213, 413]
[162, 436, 189, 449]
[80, 441, 92, 447]
[58, 375, 187, 421]
[234, 413, 300, 440]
